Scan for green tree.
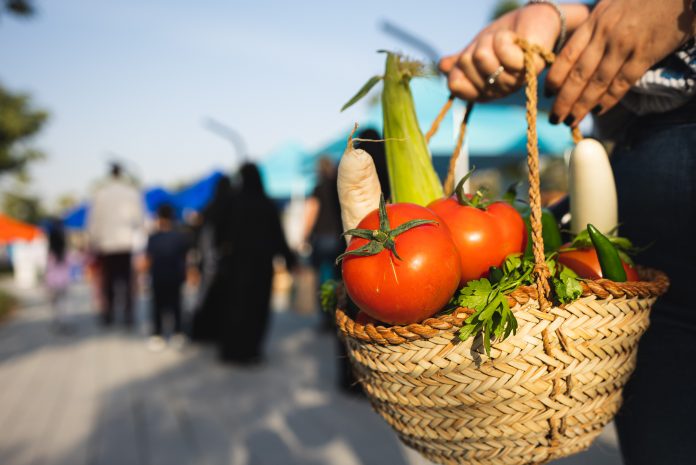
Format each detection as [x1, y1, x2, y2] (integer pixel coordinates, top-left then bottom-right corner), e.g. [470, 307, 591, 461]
[1, 183, 44, 223]
[0, 0, 45, 224]
[491, 0, 520, 19]
[0, 85, 48, 176]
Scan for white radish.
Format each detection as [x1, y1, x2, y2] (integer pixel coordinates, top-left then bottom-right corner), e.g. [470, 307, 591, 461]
[337, 125, 382, 244]
[568, 138, 618, 235]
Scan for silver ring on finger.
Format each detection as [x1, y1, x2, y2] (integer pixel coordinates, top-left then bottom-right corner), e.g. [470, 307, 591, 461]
[486, 65, 505, 87]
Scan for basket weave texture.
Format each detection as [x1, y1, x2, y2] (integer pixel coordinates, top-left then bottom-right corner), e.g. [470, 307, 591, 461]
[336, 269, 668, 465]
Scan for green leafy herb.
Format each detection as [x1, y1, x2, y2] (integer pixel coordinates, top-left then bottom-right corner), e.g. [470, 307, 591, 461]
[453, 253, 582, 356]
[319, 280, 339, 314]
[553, 264, 583, 303]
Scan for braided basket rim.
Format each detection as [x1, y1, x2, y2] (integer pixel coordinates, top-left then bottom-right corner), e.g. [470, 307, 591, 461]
[336, 267, 669, 346]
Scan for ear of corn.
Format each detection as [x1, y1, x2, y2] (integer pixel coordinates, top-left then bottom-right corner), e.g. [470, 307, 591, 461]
[382, 53, 444, 205]
[341, 52, 444, 206]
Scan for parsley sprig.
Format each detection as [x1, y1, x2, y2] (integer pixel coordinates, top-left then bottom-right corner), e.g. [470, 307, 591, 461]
[453, 253, 582, 356]
[319, 280, 339, 314]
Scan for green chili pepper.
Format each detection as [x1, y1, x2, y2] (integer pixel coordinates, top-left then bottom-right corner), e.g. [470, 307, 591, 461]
[587, 223, 627, 282]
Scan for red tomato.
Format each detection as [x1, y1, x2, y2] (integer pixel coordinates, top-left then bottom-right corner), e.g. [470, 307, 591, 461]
[558, 246, 640, 281]
[487, 202, 528, 259]
[428, 197, 527, 284]
[341, 203, 461, 325]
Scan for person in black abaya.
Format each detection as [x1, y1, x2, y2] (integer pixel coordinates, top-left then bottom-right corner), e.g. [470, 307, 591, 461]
[218, 163, 295, 365]
[190, 176, 234, 343]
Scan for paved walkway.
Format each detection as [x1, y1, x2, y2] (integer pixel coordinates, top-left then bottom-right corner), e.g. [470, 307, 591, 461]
[0, 281, 623, 465]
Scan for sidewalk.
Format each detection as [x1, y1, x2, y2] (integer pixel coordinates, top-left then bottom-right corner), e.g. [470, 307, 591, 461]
[0, 280, 623, 465]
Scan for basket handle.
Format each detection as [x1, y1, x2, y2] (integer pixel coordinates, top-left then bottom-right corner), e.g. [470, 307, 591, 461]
[425, 40, 580, 313]
[518, 37, 555, 312]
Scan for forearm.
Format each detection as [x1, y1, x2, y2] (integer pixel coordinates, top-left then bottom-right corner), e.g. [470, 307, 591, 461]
[528, 3, 592, 37]
[302, 197, 319, 243]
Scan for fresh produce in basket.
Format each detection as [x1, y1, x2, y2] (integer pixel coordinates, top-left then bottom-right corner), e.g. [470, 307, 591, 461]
[333, 36, 670, 465]
[569, 138, 618, 235]
[508, 194, 563, 257]
[342, 52, 443, 206]
[337, 196, 461, 325]
[428, 173, 527, 285]
[336, 125, 382, 243]
[558, 224, 640, 281]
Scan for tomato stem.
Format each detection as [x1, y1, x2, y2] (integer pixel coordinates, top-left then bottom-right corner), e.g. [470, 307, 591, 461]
[336, 194, 437, 264]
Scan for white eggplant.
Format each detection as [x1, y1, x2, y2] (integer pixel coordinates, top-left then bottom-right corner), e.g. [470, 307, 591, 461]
[337, 132, 381, 244]
[568, 138, 618, 235]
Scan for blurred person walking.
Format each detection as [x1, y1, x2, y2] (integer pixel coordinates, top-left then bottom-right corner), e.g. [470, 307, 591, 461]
[302, 156, 343, 331]
[190, 176, 234, 343]
[145, 204, 191, 351]
[45, 218, 72, 332]
[218, 163, 295, 365]
[87, 163, 145, 328]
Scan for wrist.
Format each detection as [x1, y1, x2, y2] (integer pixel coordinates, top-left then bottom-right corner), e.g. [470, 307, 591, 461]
[525, 1, 566, 52]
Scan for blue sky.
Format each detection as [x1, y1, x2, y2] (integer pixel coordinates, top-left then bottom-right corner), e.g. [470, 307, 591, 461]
[0, 0, 496, 206]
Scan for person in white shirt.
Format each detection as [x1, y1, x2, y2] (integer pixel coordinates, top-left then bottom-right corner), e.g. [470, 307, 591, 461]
[87, 163, 145, 327]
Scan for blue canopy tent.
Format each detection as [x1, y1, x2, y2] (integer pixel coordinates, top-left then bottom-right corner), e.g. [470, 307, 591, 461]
[170, 170, 224, 214]
[258, 141, 314, 200]
[144, 187, 174, 213]
[63, 203, 89, 230]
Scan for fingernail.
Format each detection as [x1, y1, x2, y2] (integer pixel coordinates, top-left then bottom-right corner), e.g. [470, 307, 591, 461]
[563, 115, 575, 127]
[549, 113, 560, 125]
[543, 86, 556, 98]
[591, 105, 603, 115]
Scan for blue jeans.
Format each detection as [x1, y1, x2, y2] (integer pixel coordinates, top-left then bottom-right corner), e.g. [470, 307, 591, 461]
[611, 100, 696, 465]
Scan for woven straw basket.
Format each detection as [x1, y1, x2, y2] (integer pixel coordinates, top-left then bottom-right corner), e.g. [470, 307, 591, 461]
[335, 40, 669, 465]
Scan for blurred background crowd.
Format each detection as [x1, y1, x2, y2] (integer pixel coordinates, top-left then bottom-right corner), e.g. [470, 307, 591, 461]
[0, 0, 579, 365]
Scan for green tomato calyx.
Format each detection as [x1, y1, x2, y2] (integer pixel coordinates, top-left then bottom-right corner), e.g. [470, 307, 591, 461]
[336, 194, 436, 264]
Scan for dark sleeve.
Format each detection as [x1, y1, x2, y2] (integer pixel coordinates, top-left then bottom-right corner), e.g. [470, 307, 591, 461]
[178, 232, 191, 257]
[269, 202, 296, 269]
[182, 230, 194, 252]
[146, 234, 154, 257]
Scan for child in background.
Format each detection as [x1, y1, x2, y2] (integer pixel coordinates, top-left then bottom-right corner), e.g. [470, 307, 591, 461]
[45, 219, 72, 332]
[146, 204, 191, 351]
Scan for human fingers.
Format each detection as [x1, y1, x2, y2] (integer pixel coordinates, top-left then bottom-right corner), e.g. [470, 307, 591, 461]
[447, 56, 480, 101]
[564, 39, 631, 122]
[545, 20, 593, 113]
[439, 54, 458, 74]
[469, 33, 519, 98]
[549, 31, 611, 126]
[492, 31, 526, 87]
[448, 36, 498, 101]
[594, 58, 649, 115]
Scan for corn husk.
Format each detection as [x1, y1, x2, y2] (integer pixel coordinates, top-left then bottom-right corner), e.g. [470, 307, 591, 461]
[341, 52, 444, 206]
[382, 53, 443, 205]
